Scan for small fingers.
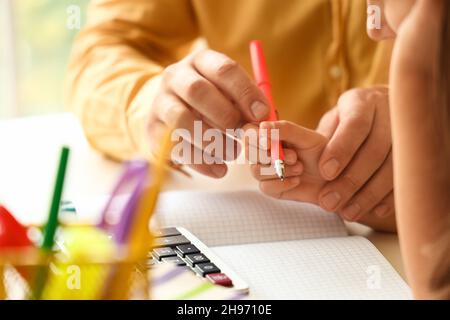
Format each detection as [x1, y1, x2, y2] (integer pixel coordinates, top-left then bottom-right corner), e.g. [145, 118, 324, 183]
[241, 124, 298, 165]
[259, 121, 327, 151]
[251, 162, 303, 181]
[259, 176, 301, 199]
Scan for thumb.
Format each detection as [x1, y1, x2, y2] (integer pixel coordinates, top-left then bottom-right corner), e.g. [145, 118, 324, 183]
[260, 121, 328, 150]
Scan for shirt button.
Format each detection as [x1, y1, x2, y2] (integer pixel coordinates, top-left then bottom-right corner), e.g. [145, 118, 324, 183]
[330, 65, 343, 79]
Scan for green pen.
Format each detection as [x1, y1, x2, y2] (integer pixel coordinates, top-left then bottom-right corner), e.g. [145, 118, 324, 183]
[32, 146, 70, 299]
[42, 146, 70, 250]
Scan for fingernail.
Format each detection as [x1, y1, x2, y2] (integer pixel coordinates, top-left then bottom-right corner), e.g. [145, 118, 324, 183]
[342, 203, 361, 221]
[320, 192, 341, 210]
[292, 163, 303, 174]
[285, 152, 297, 164]
[251, 101, 269, 120]
[375, 204, 389, 217]
[322, 159, 340, 179]
[212, 166, 227, 178]
[289, 176, 301, 186]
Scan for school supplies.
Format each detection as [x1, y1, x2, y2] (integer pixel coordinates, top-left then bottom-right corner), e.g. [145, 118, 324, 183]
[1, 154, 160, 299]
[41, 226, 116, 300]
[35, 157, 160, 299]
[3, 128, 254, 300]
[128, 129, 173, 259]
[1, 144, 164, 300]
[32, 146, 70, 299]
[0, 206, 34, 285]
[105, 130, 173, 299]
[0, 206, 32, 248]
[96, 160, 151, 299]
[98, 160, 149, 245]
[153, 190, 412, 299]
[149, 227, 248, 292]
[42, 146, 70, 250]
[250, 40, 286, 180]
[60, 201, 77, 214]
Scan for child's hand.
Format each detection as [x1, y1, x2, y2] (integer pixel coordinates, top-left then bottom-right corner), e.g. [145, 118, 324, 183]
[246, 118, 396, 231]
[245, 120, 328, 205]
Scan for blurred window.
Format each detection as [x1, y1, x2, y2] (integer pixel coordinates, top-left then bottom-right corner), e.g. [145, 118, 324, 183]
[0, 0, 88, 118]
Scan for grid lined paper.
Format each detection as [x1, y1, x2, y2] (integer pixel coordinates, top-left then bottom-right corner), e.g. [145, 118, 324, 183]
[153, 190, 347, 247]
[213, 236, 411, 300]
[74, 191, 410, 299]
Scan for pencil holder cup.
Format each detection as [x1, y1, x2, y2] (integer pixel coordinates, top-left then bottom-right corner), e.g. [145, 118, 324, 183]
[0, 226, 152, 300]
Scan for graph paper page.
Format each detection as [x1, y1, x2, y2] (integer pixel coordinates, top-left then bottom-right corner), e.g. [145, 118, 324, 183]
[153, 191, 347, 247]
[213, 236, 411, 299]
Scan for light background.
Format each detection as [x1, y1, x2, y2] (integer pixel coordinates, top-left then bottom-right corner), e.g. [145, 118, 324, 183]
[0, 0, 89, 118]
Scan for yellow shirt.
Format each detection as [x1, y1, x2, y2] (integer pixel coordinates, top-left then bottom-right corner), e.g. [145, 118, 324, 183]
[66, 0, 393, 161]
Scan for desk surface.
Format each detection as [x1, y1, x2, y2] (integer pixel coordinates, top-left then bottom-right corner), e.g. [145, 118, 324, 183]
[0, 113, 405, 280]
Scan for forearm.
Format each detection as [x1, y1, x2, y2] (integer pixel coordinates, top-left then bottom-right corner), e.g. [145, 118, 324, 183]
[393, 112, 450, 297]
[391, 54, 450, 298]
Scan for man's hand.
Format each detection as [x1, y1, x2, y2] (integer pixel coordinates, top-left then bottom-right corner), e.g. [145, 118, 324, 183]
[317, 87, 394, 222]
[248, 87, 396, 231]
[248, 121, 328, 204]
[147, 49, 270, 178]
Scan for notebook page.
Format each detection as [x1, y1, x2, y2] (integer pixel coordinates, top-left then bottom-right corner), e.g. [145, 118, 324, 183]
[153, 191, 347, 247]
[212, 236, 411, 299]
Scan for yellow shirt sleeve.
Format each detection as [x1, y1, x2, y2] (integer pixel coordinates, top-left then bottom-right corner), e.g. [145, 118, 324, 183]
[65, 0, 199, 161]
[66, 0, 392, 162]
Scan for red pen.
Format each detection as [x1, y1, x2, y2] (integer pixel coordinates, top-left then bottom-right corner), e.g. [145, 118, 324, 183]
[250, 40, 286, 180]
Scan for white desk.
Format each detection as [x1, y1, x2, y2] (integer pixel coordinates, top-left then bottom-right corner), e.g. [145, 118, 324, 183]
[0, 113, 405, 280]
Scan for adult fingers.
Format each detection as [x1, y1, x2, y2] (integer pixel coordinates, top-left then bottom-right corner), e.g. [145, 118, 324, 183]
[372, 192, 396, 218]
[316, 107, 339, 139]
[318, 89, 377, 180]
[337, 152, 394, 221]
[193, 50, 270, 122]
[153, 92, 239, 160]
[318, 100, 392, 213]
[171, 138, 228, 179]
[164, 63, 241, 131]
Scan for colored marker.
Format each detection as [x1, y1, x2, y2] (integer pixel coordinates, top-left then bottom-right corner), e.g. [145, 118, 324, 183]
[250, 40, 286, 180]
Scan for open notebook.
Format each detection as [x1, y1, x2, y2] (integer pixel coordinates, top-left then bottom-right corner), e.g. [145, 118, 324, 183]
[153, 191, 411, 300]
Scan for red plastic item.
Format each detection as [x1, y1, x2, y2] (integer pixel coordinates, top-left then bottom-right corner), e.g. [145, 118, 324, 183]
[250, 40, 285, 162]
[0, 205, 32, 248]
[0, 205, 34, 283]
[206, 273, 233, 287]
